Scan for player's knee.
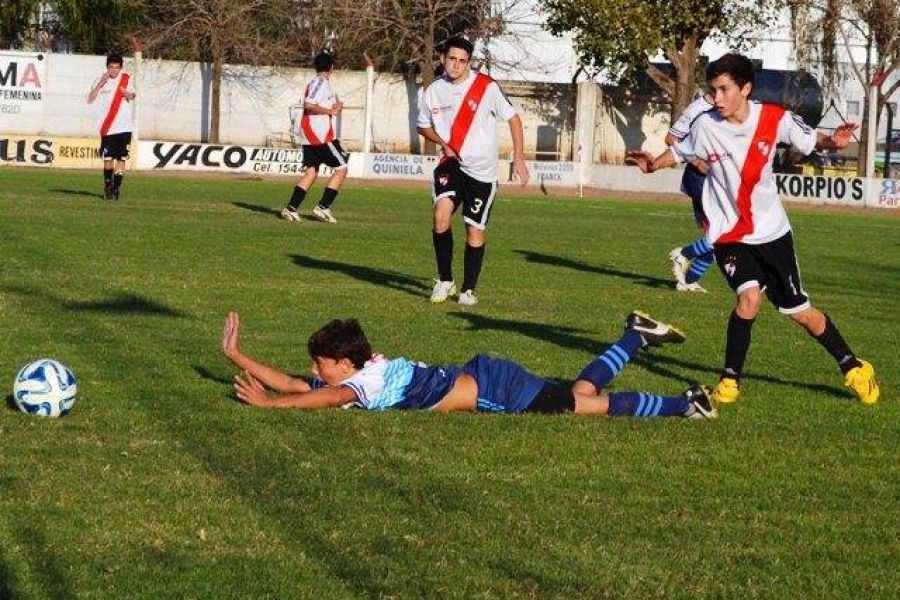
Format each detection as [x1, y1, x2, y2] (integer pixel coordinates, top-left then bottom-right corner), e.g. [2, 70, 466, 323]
[736, 289, 761, 317]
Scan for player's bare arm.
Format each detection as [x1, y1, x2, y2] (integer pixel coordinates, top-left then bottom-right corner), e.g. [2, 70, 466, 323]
[87, 72, 109, 103]
[816, 123, 858, 151]
[508, 114, 529, 185]
[221, 312, 312, 394]
[233, 371, 355, 409]
[626, 148, 678, 174]
[417, 126, 457, 159]
[303, 101, 341, 116]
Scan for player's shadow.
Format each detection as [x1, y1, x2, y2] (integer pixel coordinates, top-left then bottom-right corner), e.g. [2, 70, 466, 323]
[232, 201, 281, 217]
[289, 254, 430, 297]
[193, 365, 233, 386]
[2, 286, 188, 318]
[49, 188, 104, 199]
[448, 312, 848, 399]
[5, 394, 16, 411]
[516, 250, 672, 289]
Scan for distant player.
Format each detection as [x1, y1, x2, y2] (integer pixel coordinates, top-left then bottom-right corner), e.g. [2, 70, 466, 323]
[221, 310, 716, 419]
[86, 53, 136, 201]
[280, 52, 348, 224]
[416, 36, 530, 306]
[666, 91, 715, 293]
[627, 53, 879, 405]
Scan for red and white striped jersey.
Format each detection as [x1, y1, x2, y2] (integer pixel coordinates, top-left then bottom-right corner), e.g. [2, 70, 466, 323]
[417, 71, 517, 183]
[298, 75, 337, 146]
[91, 72, 135, 136]
[672, 101, 817, 245]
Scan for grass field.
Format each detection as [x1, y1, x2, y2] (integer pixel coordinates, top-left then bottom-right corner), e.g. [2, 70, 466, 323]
[1, 167, 897, 599]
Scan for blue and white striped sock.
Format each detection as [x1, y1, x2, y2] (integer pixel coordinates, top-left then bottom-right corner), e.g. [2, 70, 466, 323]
[681, 236, 713, 260]
[685, 250, 714, 284]
[608, 391, 689, 417]
[576, 330, 643, 390]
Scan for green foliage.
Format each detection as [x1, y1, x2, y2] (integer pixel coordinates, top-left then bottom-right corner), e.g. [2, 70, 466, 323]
[50, 0, 144, 53]
[0, 168, 898, 598]
[0, 0, 41, 49]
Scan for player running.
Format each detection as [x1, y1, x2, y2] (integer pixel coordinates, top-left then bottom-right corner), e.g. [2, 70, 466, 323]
[627, 53, 879, 405]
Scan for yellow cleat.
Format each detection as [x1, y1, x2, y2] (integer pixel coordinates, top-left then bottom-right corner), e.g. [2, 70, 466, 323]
[845, 360, 880, 405]
[711, 377, 740, 404]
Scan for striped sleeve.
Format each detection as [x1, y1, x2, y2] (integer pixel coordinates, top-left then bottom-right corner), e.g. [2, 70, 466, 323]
[668, 95, 714, 141]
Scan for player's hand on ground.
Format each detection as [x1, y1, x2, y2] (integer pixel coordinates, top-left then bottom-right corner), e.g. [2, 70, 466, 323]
[233, 371, 269, 406]
[512, 157, 530, 186]
[221, 311, 241, 359]
[625, 150, 654, 173]
[831, 123, 858, 149]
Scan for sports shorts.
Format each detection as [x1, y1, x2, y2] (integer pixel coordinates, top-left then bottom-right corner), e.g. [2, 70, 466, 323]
[680, 163, 708, 227]
[432, 158, 498, 230]
[302, 140, 348, 170]
[714, 231, 811, 314]
[100, 132, 132, 161]
[461, 354, 548, 413]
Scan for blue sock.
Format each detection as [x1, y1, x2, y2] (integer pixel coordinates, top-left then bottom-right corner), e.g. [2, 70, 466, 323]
[681, 236, 713, 260]
[685, 250, 714, 284]
[608, 391, 689, 417]
[577, 330, 643, 389]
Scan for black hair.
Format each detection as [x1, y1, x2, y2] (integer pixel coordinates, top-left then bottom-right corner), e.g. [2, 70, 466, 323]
[441, 36, 474, 58]
[307, 319, 372, 369]
[106, 53, 124, 66]
[706, 53, 755, 90]
[314, 52, 334, 73]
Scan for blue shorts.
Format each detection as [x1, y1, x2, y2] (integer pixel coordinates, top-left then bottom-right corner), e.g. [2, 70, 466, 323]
[681, 164, 707, 226]
[461, 354, 547, 413]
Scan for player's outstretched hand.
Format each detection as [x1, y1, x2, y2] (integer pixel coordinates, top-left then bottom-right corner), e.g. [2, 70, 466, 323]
[625, 150, 654, 173]
[222, 311, 241, 360]
[234, 370, 269, 406]
[832, 123, 858, 149]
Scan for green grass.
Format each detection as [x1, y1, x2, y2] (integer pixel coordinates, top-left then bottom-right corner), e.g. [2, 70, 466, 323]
[0, 167, 897, 599]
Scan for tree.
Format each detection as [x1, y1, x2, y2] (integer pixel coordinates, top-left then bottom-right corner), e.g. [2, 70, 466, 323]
[790, 0, 900, 174]
[0, 0, 41, 49]
[134, 0, 312, 143]
[543, 0, 781, 118]
[51, 0, 144, 53]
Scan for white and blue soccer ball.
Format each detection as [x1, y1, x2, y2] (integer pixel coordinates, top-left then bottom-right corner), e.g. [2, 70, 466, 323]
[13, 358, 77, 418]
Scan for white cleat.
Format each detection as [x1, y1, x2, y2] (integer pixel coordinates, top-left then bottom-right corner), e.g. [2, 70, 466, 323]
[676, 281, 708, 293]
[312, 205, 337, 223]
[458, 289, 479, 306]
[430, 280, 456, 303]
[280, 207, 301, 222]
[669, 247, 689, 286]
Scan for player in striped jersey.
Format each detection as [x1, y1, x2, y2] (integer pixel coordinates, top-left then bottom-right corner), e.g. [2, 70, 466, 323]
[87, 53, 136, 201]
[220, 310, 717, 419]
[417, 36, 530, 306]
[665, 92, 716, 293]
[627, 53, 879, 405]
[280, 52, 348, 224]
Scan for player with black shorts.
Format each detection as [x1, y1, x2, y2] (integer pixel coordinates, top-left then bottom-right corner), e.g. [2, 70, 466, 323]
[628, 53, 879, 405]
[417, 36, 530, 306]
[87, 53, 136, 201]
[280, 52, 348, 224]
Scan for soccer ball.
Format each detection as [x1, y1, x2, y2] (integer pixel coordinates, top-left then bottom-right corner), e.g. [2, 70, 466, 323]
[12, 358, 77, 418]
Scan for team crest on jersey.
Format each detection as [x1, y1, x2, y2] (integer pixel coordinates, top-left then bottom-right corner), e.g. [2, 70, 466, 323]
[757, 140, 772, 157]
[467, 99, 479, 111]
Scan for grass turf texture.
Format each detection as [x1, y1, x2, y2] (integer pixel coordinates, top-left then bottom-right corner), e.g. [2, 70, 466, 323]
[0, 167, 897, 599]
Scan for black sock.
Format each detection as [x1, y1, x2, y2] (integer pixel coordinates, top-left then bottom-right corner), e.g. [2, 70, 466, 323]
[318, 187, 338, 209]
[113, 171, 124, 189]
[287, 186, 306, 210]
[432, 229, 453, 282]
[461, 243, 485, 292]
[813, 314, 861, 374]
[103, 168, 113, 186]
[723, 311, 754, 379]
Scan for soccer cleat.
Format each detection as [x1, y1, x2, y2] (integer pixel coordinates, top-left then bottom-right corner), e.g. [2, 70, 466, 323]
[430, 280, 456, 303]
[104, 183, 114, 201]
[711, 377, 740, 404]
[313, 205, 337, 223]
[625, 310, 685, 347]
[683, 384, 718, 419]
[676, 281, 708, 293]
[458, 289, 479, 306]
[669, 247, 689, 286]
[280, 206, 301, 222]
[844, 360, 879, 405]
